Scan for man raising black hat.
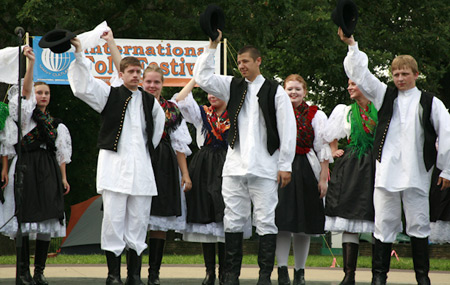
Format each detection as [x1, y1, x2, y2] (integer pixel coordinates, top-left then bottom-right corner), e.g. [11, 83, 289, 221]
[194, 30, 297, 284]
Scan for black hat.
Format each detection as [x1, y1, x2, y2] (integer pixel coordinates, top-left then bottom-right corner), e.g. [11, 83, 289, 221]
[331, 0, 358, 38]
[199, 4, 225, 41]
[39, 29, 76, 54]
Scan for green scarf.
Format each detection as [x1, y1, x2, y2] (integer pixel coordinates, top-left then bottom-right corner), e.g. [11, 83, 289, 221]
[347, 102, 378, 158]
[0, 102, 9, 131]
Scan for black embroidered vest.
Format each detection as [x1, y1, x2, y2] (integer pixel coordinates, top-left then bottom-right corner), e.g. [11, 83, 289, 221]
[373, 87, 437, 171]
[228, 77, 280, 155]
[98, 85, 155, 154]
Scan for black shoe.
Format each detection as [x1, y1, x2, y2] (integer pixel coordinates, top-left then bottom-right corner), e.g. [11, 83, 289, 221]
[202, 271, 216, 285]
[277, 266, 290, 285]
[371, 238, 392, 285]
[223, 232, 243, 285]
[293, 268, 305, 285]
[147, 238, 165, 285]
[256, 234, 276, 285]
[411, 237, 431, 285]
[105, 251, 123, 285]
[340, 243, 359, 285]
[19, 267, 36, 285]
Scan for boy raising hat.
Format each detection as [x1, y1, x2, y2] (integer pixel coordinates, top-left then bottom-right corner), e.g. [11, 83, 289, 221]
[338, 27, 450, 285]
[68, 36, 165, 285]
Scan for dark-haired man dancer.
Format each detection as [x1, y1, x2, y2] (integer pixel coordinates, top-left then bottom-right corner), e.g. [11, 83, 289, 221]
[194, 30, 296, 284]
[68, 36, 165, 285]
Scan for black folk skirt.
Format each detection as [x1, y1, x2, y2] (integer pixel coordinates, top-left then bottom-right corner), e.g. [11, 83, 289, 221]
[430, 168, 450, 222]
[17, 147, 64, 224]
[150, 139, 181, 217]
[325, 148, 375, 222]
[275, 154, 325, 234]
[185, 145, 226, 224]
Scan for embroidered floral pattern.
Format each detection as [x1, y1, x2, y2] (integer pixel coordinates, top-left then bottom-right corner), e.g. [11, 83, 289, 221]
[295, 101, 318, 154]
[159, 97, 182, 139]
[22, 108, 58, 150]
[200, 105, 230, 149]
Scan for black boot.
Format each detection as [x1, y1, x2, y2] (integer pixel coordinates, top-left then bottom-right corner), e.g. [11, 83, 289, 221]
[147, 238, 165, 285]
[340, 243, 359, 285]
[371, 238, 392, 285]
[218, 242, 225, 285]
[202, 243, 216, 285]
[125, 249, 143, 285]
[105, 251, 123, 284]
[277, 266, 290, 285]
[16, 236, 36, 285]
[33, 240, 50, 285]
[411, 237, 431, 285]
[257, 234, 276, 285]
[223, 232, 243, 285]
[293, 268, 305, 285]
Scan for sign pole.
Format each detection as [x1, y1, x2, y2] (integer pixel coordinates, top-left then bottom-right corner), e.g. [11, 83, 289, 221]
[223, 38, 227, 76]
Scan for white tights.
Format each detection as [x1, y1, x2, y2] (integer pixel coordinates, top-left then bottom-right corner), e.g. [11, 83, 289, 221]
[276, 231, 311, 270]
[342, 232, 359, 244]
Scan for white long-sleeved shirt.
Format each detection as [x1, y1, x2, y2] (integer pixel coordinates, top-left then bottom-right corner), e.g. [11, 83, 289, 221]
[68, 52, 165, 196]
[344, 43, 450, 193]
[194, 48, 296, 180]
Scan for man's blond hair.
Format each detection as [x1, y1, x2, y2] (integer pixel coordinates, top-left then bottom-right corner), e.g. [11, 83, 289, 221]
[391, 55, 419, 74]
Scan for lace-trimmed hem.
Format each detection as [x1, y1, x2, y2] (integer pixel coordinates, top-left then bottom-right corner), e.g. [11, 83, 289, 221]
[183, 232, 225, 243]
[1, 217, 66, 239]
[325, 216, 374, 233]
[430, 221, 450, 244]
[184, 222, 225, 237]
[148, 215, 186, 232]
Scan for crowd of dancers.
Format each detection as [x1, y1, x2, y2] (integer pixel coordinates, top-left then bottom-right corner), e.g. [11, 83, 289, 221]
[0, 3, 449, 285]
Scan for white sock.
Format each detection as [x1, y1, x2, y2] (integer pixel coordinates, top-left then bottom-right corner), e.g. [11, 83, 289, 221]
[276, 231, 292, 267]
[342, 232, 359, 244]
[293, 233, 310, 270]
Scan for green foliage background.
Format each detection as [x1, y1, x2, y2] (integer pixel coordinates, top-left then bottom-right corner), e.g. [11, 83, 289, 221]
[0, 0, 448, 213]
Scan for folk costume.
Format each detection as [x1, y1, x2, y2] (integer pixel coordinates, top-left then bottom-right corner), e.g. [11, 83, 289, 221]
[344, 42, 450, 285]
[178, 93, 228, 239]
[178, 93, 229, 284]
[323, 101, 378, 284]
[0, 85, 71, 285]
[275, 101, 332, 285]
[148, 96, 191, 230]
[325, 102, 377, 232]
[68, 52, 165, 284]
[147, 95, 192, 285]
[194, 48, 297, 284]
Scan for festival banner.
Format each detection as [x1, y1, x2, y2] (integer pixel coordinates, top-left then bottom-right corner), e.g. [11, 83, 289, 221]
[33, 37, 221, 86]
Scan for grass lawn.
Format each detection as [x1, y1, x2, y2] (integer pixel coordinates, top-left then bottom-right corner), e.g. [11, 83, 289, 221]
[1, 254, 450, 271]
